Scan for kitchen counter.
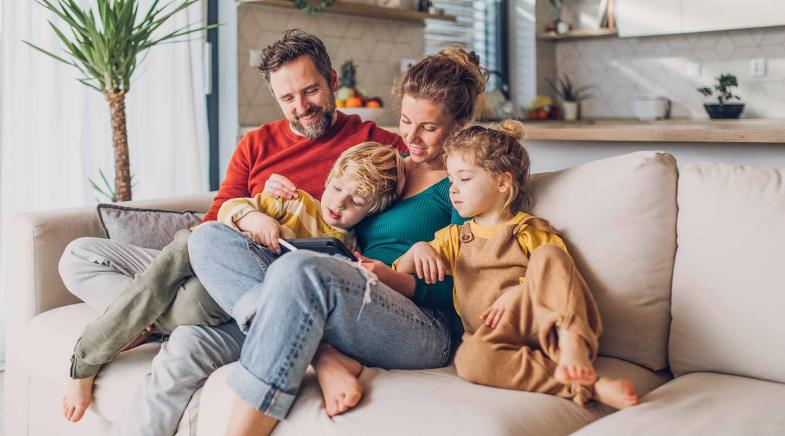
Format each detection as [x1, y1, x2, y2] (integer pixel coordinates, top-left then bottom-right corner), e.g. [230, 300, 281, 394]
[516, 119, 785, 143]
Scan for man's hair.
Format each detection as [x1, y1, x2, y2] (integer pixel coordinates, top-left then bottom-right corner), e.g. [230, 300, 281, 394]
[258, 29, 332, 85]
[326, 142, 405, 216]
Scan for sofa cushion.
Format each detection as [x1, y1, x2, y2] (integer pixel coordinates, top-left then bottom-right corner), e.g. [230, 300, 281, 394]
[573, 372, 785, 436]
[196, 357, 670, 436]
[21, 303, 162, 422]
[528, 151, 678, 371]
[97, 203, 205, 250]
[670, 163, 785, 383]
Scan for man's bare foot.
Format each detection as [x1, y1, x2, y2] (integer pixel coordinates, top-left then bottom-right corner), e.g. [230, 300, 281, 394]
[120, 325, 153, 352]
[594, 377, 639, 410]
[63, 375, 96, 422]
[555, 329, 597, 385]
[313, 344, 364, 417]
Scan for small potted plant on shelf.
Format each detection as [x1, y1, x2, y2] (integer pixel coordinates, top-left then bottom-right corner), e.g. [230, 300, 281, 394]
[548, 75, 593, 121]
[545, 0, 570, 34]
[697, 73, 744, 119]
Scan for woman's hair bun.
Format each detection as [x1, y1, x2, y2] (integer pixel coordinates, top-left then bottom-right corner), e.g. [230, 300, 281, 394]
[499, 119, 525, 141]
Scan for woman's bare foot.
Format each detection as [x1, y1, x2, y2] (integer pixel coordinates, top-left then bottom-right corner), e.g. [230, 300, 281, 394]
[594, 377, 639, 410]
[555, 329, 597, 385]
[62, 375, 96, 422]
[313, 344, 364, 417]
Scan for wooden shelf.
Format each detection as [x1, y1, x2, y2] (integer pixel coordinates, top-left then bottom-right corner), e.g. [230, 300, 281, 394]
[237, 0, 457, 24]
[537, 28, 618, 40]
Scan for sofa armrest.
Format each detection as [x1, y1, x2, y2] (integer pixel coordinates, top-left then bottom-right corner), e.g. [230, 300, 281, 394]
[3, 192, 215, 354]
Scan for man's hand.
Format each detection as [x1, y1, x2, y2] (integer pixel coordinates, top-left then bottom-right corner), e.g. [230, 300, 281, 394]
[480, 289, 517, 329]
[408, 242, 448, 284]
[355, 252, 416, 298]
[236, 211, 283, 253]
[263, 174, 298, 200]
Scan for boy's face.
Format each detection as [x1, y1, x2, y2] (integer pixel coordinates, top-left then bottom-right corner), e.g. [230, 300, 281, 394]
[320, 174, 373, 229]
[446, 153, 504, 218]
[269, 55, 338, 139]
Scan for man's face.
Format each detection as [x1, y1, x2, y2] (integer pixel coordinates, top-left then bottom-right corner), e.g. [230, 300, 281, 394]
[268, 55, 337, 139]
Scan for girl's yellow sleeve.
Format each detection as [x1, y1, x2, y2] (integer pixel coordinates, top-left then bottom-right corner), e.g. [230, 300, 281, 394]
[517, 226, 569, 257]
[428, 225, 461, 274]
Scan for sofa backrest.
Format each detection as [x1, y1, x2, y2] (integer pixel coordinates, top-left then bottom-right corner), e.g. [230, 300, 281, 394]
[669, 162, 785, 384]
[528, 151, 678, 371]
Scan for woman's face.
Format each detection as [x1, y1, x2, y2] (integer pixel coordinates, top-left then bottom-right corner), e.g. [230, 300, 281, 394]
[399, 95, 460, 166]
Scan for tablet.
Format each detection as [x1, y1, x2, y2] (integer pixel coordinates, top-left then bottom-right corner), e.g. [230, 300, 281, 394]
[279, 237, 357, 262]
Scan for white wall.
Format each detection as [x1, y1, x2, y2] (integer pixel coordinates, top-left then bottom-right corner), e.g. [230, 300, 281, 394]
[218, 0, 239, 179]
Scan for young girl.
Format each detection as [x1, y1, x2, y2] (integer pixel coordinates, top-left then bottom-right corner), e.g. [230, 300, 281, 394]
[395, 120, 639, 410]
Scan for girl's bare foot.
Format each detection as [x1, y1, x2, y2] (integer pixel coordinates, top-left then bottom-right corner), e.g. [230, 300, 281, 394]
[555, 329, 597, 385]
[62, 375, 96, 422]
[313, 344, 364, 417]
[594, 377, 639, 410]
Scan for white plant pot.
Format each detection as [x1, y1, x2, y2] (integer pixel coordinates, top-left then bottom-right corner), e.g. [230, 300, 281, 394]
[562, 101, 579, 121]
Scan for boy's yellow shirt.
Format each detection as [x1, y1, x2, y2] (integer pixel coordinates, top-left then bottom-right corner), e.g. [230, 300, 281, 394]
[217, 189, 357, 252]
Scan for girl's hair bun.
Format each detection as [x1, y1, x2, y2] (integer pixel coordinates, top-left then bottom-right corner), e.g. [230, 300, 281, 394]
[499, 119, 524, 141]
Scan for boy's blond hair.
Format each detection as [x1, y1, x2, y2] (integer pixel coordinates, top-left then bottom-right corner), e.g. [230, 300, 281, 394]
[326, 142, 405, 215]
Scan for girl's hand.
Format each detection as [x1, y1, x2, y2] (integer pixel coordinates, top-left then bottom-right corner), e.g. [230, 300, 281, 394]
[480, 289, 517, 329]
[263, 174, 298, 200]
[355, 252, 416, 298]
[409, 242, 448, 284]
[236, 212, 283, 253]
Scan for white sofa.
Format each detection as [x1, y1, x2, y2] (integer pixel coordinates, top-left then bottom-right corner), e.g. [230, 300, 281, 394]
[5, 151, 785, 435]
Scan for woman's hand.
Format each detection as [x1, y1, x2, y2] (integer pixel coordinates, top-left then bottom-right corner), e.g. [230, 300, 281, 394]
[263, 174, 298, 200]
[480, 289, 517, 329]
[408, 242, 448, 284]
[236, 211, 283, 253]
[355, 252, 416, 298]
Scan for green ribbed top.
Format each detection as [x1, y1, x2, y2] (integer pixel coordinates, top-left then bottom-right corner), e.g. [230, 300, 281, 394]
[356, 177, 467, 311]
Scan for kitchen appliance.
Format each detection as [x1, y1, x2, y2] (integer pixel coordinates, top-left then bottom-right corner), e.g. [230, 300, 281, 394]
[632, 96, 670, 120]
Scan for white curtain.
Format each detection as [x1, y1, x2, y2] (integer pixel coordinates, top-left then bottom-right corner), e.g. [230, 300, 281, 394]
[0, 0, 210, 366]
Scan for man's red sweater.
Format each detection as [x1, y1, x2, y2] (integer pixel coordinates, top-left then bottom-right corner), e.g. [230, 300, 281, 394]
[203, 111, 406, 222]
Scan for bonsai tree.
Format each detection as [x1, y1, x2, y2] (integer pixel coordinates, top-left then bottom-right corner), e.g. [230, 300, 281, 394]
[548, 75, 594, 102]
[697, 73, 741, 104]
[25, 0, 214, 201]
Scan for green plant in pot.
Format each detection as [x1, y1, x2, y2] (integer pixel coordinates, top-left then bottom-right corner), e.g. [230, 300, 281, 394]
[548, 75, 593, 121]
[697, 73, 744, 119]
[25, 0, 215, 201]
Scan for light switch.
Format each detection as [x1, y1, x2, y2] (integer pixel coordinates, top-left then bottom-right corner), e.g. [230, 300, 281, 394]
[751, 58, 766, 78]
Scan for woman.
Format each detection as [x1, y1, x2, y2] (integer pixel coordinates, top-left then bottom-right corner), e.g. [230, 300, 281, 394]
[188, 47, 486, 435]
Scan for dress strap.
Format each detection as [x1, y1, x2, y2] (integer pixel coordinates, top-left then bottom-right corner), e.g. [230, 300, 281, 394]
[458, 221, 474, 244]
[512, 216, 557, 236]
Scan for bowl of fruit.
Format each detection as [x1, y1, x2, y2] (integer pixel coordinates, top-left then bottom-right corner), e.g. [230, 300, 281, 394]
[335, 61, 385, 123]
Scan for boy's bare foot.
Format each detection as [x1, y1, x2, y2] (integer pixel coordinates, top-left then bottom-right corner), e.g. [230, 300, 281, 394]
[313, 344, 364, 417]
[594, 377, 639, 410]
[63, 375, 96, 422]
[555, 329, 597, 385]
[120, 325, 153, 352]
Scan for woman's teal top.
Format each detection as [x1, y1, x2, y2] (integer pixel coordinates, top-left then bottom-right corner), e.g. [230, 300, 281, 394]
[355, 177, 467, 311]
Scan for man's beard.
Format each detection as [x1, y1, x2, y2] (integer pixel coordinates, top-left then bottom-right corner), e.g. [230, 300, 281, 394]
[289, 98, 336, 140]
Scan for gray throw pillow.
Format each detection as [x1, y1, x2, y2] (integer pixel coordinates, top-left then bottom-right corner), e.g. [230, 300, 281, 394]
[97, 204, 205, 250]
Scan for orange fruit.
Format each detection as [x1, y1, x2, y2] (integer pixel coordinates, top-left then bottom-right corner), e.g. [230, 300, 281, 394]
[345, 97, 363, 108]
[365, 100, 381, 109]
[335, 99, 346, 108]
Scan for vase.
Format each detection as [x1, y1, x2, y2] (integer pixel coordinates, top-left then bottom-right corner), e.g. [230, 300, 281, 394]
[703, 103, 745, 119]
[562, 101, 579, 121]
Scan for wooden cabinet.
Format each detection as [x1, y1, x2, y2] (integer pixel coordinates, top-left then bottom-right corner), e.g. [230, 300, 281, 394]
[617, 0, 785, 37]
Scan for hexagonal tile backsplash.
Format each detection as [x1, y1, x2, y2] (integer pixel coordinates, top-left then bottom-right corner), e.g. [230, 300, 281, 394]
[238, 5, 424, 128]
[555, 26, 785, 119]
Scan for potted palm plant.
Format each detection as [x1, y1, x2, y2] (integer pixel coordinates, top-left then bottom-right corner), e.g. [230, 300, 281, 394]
[25, 0, 215, 201]
[548, 75, 594, 121]
[697, 73, 745, 119]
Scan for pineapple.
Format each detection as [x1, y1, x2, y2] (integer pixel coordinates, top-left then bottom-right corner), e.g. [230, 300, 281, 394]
[337, 60, 357, 101]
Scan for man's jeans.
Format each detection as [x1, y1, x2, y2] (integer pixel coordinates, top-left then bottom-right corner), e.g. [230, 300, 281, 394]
[189, 222, 453, 420]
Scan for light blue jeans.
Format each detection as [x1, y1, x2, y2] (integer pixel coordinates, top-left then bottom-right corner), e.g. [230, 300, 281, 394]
[188, 222, 453, 420]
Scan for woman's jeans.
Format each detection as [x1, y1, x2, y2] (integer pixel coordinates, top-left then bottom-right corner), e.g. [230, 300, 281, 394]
[188, 222, 452, 420]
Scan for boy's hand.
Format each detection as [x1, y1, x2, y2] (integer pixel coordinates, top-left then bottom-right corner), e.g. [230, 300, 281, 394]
[410, 242, 448, 284]
[480, 289, 516, 329]
[236, 212, 282, 253]
[263, 174, 298, 200]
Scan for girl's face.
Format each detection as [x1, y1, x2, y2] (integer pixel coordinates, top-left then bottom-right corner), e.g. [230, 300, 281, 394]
[446, 152, 509, 218]
[399, 95, 460, 166]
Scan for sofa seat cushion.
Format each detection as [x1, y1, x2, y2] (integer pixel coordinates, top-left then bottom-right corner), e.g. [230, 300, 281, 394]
[670, 162, 785, 383]
[21, 303, 162, 422]
[573, 372, 785, 435]
[196, 357, 670, 436]
[528, 151, 678, 371]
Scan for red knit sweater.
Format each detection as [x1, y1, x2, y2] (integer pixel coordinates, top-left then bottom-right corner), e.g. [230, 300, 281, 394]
[203, 112, 406, 222]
